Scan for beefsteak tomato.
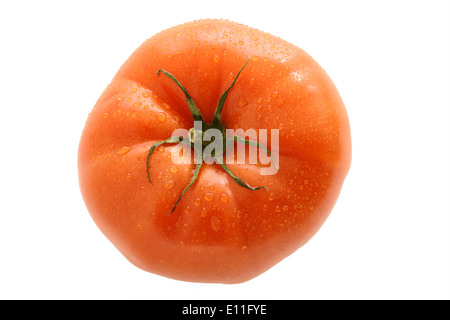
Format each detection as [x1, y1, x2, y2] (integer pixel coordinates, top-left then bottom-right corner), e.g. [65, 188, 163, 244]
[78, 19, 351, 283]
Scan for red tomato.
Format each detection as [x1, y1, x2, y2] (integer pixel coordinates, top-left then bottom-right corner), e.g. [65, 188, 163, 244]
[78, 19, 351, 283]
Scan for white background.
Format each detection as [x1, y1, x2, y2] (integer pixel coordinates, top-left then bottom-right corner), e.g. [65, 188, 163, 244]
[1, 0, 449, 300]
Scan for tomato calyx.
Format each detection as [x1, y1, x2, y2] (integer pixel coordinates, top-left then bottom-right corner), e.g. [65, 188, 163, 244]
[146, 58, 279, 214]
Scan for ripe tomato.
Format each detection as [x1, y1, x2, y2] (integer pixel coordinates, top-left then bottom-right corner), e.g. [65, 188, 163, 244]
[78, 19, 351, 283]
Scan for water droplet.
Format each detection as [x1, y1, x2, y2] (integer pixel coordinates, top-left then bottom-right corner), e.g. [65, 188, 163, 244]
[268, 193, 275, 201]
[184, 206, 191, 214]
[164, 181, 175, 189]
[252, 56, 259, 62]
[272, 91, 279, 98]
[251, 35, 259, 41]
[203, 193, 214, 201]
[156, 112, 167, 123]
[157, 172, 163, 180]
[117, 96, 124, 101]
[169, 166, 178, 173]
[238, 40, 244, 45]
[220, 193, 229, 203]
[263, 204, 268, 211]
[116, 146, 132, 155]
[277, 98, 285, 106]
[275, 206, 281, 212]
[201, 207, 207, 217]
[142, 91, 150, 98]
[133, 102, 142, 108]
[241, 246, 248, 251]
[213, 55, 219, 63]
[158, 146, 165, 152]
[182, 224, 189, 234]
[283, 205, 289, 212]
[162, 103, 170, 110]
[103, 113, 109, 118]
[237, 96, 248, 108]
[211, 216, 221, 231]
[194, 198, 201, 206]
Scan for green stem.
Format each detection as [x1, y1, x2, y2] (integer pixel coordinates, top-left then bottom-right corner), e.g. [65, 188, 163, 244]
[157, 69, 205, 124]
[216, 154, 268, 192]
[146, 136, 184, 183]
[147, 59, 279, 214]
[233, 135, 279, 170]
[211, 57, 249, 127]
[169, 148, 203, 214]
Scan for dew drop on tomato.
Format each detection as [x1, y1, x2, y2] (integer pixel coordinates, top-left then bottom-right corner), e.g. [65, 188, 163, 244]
[219, 193, 229, 203]
[164, 181, 175, 189]
[156, 112, 167, 123]
[116, 146, 132, 155]
[211, 216, 221, 231]
[237, 96, 248, 108]
[203, 192, 214, 201]
[169, 166, 178, 173]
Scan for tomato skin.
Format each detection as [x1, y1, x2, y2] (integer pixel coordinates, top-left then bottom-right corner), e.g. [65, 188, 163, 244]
[78, 19, 351, 283]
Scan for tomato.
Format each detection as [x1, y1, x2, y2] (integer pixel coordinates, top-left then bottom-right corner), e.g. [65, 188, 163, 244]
[78, 19, 351, 283]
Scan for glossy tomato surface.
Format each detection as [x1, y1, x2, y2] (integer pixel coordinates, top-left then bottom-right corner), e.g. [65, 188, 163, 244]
[78, 19, 351, 283]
